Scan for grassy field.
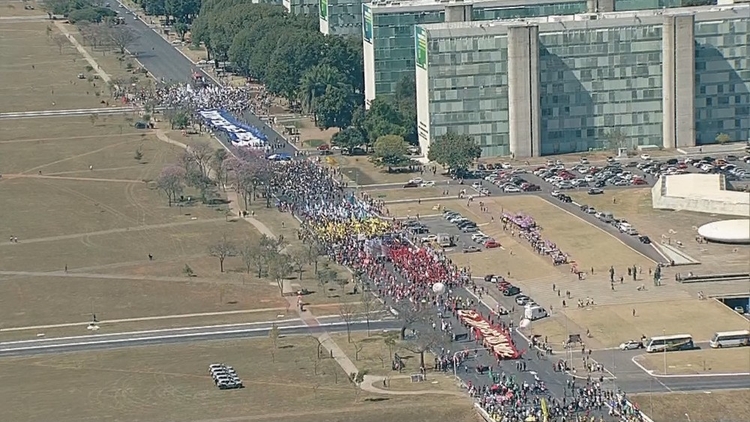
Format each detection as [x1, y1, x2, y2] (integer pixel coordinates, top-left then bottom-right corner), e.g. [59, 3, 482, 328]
[365, 187, 446, 202]
[485, 195, 656, 274]
[631, 389, 750, 422]
[0, 337, 478, 422]
[325, 154, 425, 186]
[330, 331, 439, 377]
[539, 299, 749, 348]
[0, 21, 110, 112]
[635, 347, 750, 375]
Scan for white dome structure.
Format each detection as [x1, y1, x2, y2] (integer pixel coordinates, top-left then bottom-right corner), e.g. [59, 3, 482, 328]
[697, 219, 750, 244]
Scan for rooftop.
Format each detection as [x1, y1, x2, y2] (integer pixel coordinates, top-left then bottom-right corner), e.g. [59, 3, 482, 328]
[368, 0, 583, 13]
[419, 4, 750, 36]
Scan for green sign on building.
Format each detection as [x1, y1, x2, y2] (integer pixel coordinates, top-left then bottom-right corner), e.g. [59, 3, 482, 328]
[363, 4, 373, 43]
[320, 0, 328, 20]
[415, 26, 427, 69]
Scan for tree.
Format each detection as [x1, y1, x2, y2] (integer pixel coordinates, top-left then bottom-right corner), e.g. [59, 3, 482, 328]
[338, 301, 357, 343]
[305, 241, 322, 273]
[210, 148, 228, 190]
[402, 329, 449, 373]
[315, 85, 356, 130]
[383, 332, 398, 361]
[89, 114, 99, 126]
[170, 109, 190, 129]
[715, 133, 731, 144]
[107, 26, 139, 54]
[331, 127, 365, 155]
[268, 253, 292, 296]
[156, 165, 186, 206]
[299, 64, 344, 117]
[134, 148, 144, 161]
[359, 291, 378, 336]
[288, 246, 307, 281]
[316, 263, 338, 297]
[605, 128, 627, 153]
[52, 34, 67, 54]
[361, 97, 407, 145]
[371, 134, 411, 168]
[174, 22, 189, 41]
[395, 302, 429, 340]
[208, 234, 238, 272]
[349, 369, 369, 401]
[187, 142, 214, 179]
[427, 132, 481, 173]
[240, 239, 263, 276]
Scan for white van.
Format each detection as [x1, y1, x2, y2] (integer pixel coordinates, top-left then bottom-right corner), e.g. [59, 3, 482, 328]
[710, 330, 750, 348]
[524, 305, 548, 321]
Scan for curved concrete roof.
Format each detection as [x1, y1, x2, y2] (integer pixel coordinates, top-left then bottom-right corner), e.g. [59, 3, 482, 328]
[698, 219, 750, 244]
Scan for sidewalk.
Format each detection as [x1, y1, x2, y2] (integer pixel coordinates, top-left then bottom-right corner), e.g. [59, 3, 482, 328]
[54, 21, 111, 83]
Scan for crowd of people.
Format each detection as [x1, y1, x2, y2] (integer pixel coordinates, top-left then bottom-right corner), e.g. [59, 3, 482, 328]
[120, 80, 271, 118]
[264, 159, 643, 422]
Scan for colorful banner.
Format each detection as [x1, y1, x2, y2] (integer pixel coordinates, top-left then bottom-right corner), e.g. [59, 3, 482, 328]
[319, 0, 328, 20]
[363, 4, 373, 44]
[415, 26, 428, 69]
[457, 309, 520, 359]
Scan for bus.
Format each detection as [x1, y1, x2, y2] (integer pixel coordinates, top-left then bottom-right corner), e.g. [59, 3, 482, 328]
[645, 334, 694, 353]
[709, 330, 750, 348]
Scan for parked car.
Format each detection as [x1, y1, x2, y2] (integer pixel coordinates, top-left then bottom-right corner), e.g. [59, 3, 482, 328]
[515, 295, 531, 306]
[403, 181, 419, 188]
[638, 235, 651, 244]
[502, 286, 521, 296]
[588, 188, 604, 195]
[463, 246, 481, 253]
[619, 340, 644, 350]
[484, 240, 501, 248]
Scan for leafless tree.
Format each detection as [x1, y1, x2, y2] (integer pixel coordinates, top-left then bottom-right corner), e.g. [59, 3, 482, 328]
[187, 142, 214, 179]
[288, 246, 307, 281]
[359, 291, 379, 336]
[353, 342, 364, 361]
[338, 301, 357, 343]
[395, 301, 430, 340]
[240, 239, 264, 276]
[156, 165, 186, 206]
[268, 253, 292, 296]
[107, 25, 139, 54]
[208, 234, 238, 272]
[401, 329, 450, 375]
[52, 34, 67, 54]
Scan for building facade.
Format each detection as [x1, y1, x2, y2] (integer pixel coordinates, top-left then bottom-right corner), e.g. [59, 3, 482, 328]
[284, 0, 319, 15]
[363, 0, 612, 108]
[415, 6, 750, 158]
[320, 0, 363, 35]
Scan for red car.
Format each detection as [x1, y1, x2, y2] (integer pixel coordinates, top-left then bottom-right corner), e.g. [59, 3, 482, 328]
[632, 178, 648, 185]
[484, 240, 501, 248]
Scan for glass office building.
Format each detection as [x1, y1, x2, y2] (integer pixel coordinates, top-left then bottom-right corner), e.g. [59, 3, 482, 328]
[320, 0, 363, 35]
[363, 0, 598, 108]
[415, 6, 750, 159]
[284, 0, 318, 15]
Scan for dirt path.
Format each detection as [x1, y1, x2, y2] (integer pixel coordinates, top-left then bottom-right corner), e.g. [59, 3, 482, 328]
[0, 218, 226, 247]
[54, 21, 111, 83]
[1, 173, 142, 183]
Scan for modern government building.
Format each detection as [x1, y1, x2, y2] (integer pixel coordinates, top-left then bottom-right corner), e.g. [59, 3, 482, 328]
[308, 0, 750, 158]
[414, 4, 750, 158]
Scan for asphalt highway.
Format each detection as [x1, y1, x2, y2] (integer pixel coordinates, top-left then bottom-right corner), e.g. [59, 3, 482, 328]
[0, 319, 399, 358]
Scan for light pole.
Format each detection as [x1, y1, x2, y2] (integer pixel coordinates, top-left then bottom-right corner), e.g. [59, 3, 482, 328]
[662, 329, 667, 375]
[685, 413, 691, 422]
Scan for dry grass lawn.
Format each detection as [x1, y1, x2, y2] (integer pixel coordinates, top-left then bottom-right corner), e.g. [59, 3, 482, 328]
[331, 331, 437, 377]
[326, 154, 424, 186]
[0, 337, 478, 422]
[0, 21, 112, 112]
[365, 187, 446, 202]
[560, 299, 749, 348]
[635, 347, 750, 375]
[630, 389, 750, 422]
[0, 0, 44, 17]
[485, 195, 655, 274]
[448, 246, 556, 282]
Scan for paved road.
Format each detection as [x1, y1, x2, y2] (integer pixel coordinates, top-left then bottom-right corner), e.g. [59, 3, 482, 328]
[114, 1, 211, 85]
[0, 319, 399, 357]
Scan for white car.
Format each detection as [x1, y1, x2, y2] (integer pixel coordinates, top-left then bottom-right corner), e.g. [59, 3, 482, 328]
[471, 182, 482, 190]
[421, 235, 438, 243]
[409, 178, 424, 184]
[471, 232, 486, 241]
[640, 154, 651, 161]
[420, 181, 435, 187]
[619, 340, 644, 350]
[503, 186, 521, 193]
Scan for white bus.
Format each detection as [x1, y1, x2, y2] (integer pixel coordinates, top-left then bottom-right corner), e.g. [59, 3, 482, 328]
[645, 334, 694, 353]
[709, 330, 750, 348]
